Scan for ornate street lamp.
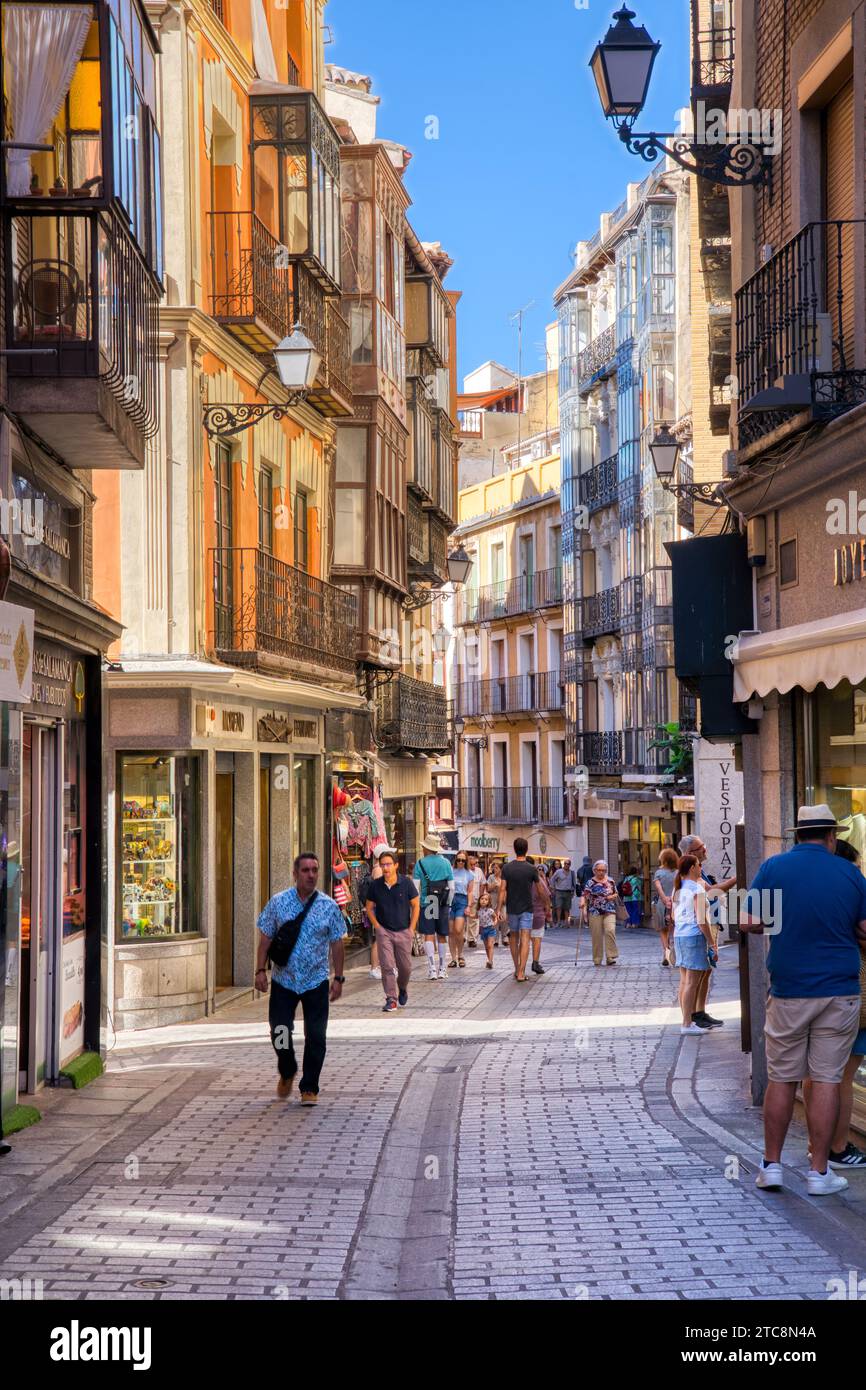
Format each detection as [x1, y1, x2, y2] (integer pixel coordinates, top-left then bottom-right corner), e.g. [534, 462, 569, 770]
[650, 425, 726, 508]
[405, 544, 473, 612]
[202, 320, 322, 439]
[446, 544, 473, 587]
[273, 325, 322, 391]
[590, 6, 771, 186]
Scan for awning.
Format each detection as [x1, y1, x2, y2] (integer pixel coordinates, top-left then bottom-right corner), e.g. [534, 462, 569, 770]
[733, 610, 866, 701]
[379, 759, 433, 801]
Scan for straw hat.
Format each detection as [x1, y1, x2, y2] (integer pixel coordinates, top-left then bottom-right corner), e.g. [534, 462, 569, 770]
[420, 833, 443, 853]
[786, 803, 845, 832]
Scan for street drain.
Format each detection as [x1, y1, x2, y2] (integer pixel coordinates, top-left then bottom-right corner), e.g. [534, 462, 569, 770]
[131, 1278, 173, 1290]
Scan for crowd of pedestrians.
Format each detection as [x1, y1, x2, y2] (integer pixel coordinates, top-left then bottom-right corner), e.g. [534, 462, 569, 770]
[250, 803, 866, 1204]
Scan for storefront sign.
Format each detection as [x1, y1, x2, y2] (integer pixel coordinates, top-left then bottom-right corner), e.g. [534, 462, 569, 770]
[257, 712, 291, 743]
[197, 703, 254, 740]
[578, 791, 619, 820]
[460, 830, 501, 852]
[58, 934, 85, 1069]
[256, 710, 321, 746]
[694, 740, 744, 885]
[24, 641, 84, 717]
[835, 539, 866, 586]
[9, 473, 76, 589]
[0, 600, 34, 701]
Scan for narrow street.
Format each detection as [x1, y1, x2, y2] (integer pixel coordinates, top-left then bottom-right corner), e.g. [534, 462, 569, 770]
[3, 930, 866, 1302]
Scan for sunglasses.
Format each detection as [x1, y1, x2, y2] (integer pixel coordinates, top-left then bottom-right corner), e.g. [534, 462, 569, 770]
[456, 859, 466, 865]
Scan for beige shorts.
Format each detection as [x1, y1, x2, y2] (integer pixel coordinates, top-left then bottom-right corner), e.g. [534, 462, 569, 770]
[765, 994, 861, 1084]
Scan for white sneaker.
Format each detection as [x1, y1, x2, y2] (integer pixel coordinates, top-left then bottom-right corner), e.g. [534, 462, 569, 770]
[807, 1168, 849, 1196]
[680, 1022, 709, 1035]
[427, 964, 438, 981]
[755, 1161, 784, 1190]
[437, 965, 448, 980]
[369, 967, 382, 981]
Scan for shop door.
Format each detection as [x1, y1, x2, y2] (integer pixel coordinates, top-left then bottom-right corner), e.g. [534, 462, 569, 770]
[19, 722, 61, 1093]
[215, 769, 235, 989]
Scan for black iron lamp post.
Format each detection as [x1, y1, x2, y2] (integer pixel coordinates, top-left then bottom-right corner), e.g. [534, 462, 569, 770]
[203, 322, 322, 439]
[590, 6, 770, 187]
[405, 543, 473, 612]
[649, 425, 726, 508]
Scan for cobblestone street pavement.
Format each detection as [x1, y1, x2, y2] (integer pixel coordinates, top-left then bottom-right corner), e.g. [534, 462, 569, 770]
[4, 928, 866, 1301]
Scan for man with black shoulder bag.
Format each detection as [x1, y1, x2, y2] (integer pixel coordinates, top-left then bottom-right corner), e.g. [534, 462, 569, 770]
[255, 852, 346, 1106]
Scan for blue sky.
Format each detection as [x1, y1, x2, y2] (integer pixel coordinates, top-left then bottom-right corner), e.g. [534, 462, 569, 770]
[327, 0, 689, 383]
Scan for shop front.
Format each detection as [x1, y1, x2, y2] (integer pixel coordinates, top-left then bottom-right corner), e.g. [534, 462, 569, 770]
[457, 822, 579, 870]
[107, 666, 365, 1029]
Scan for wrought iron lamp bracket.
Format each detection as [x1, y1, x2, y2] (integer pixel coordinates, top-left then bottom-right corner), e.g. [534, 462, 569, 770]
[614, 120, 771, 187]
[404, 582, 448, 613]
[203, 398, 309, 439]
[662, 480, 728, 508]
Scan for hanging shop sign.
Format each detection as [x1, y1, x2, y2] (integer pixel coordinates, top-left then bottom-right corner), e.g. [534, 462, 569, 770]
[0, 600, 34, 702]
[24, 641, 84, 717]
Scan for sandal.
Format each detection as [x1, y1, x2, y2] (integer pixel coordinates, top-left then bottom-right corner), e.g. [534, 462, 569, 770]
[458, 958, 466, 968]
[447, 960, 458, 969]
[515, 975, 529, 982]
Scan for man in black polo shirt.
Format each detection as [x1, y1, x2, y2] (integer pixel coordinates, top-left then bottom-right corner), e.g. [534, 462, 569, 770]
[365, 850, 420, 1013]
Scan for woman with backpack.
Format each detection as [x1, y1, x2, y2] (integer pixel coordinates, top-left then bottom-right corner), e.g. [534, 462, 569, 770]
[618, 866, 644, 928]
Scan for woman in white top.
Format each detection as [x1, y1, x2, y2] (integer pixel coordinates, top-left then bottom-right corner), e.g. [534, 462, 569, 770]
[672, 854, 724, 1034]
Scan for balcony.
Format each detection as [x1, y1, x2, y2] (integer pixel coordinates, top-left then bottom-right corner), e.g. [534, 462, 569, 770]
[579, 454, 618, 514]
[456, 786, 566, 826]
[455, 671, 564, 718]
[376, 674, 449, 754]
[405, 273, 450, 367]
[210, 548, 358, 675]
[459, 566, 563, 624]
[5, 209, 159, 468]
[457, 408, 483, 438]
[578, 324, 616, 389]
[736, 220, 866, 448]
[623, 728, 676, 777]
[692, 23, 734, 97]
[581, 587, 621, 641]
[407, 498, 450, 585]
[574, 731, 623, 776]
[209, 211, 290, 350]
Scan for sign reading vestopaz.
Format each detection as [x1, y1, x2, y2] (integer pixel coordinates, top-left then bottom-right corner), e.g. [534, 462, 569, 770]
[50, 1320, 151, 1371]
[0, 600, 34, 702]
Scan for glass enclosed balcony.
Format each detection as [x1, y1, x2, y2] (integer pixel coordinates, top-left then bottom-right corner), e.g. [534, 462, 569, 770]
[250, 86, 342, 293]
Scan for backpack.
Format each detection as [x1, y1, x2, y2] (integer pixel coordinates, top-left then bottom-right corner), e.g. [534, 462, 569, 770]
[415, 859, 451, 924]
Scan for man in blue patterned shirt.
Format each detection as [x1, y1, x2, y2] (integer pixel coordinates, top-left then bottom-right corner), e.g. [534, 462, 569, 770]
[255, 852, 346, 1105]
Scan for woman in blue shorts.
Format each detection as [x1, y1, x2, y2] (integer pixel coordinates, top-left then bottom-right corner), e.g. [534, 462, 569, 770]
[672, 855, 723, 1036]
[449, 855, 472, 968]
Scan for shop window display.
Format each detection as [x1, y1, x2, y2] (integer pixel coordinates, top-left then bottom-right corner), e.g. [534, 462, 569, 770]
[118, 755, 198, 939]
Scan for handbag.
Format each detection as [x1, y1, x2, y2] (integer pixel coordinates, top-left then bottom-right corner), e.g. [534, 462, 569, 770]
[614, 894, 629, 925]
[267, 890, 319, 968]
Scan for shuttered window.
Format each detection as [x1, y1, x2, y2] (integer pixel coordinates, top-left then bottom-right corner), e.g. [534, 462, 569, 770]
[823, 79, 855, 370]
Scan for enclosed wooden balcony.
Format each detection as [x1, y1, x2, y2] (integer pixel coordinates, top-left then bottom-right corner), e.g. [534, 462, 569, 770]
[376, 673, 449, 755]
[5, 209, 159, 468]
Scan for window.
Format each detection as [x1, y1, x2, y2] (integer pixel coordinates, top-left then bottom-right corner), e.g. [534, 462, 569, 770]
[258, 465, 274, 553]
[294, 488, 309, 571]
[779, 538, 798, 586]
[213, 443, 233, 640]
[118, 754, 200, 940]
[334, 425, 367, 567]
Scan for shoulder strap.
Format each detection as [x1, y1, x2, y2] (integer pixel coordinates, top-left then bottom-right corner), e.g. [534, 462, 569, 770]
[295, 889, 319, 926]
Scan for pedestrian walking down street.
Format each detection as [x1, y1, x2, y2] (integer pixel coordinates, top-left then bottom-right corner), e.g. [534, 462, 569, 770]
[672, 855, 723, 1035]
[678, 834, 736, 1023]
[449, 853, 473, 967]
[802, 838, 866, 1171]
[526, 856, 552, 974]
[500, 837, 542, 982]
[255, 853, 347, 1105]
[478, 890, 498, 969]
[464, 852, 485, 948]
[619, 866, 644, 928]
[486, 860, 506, 945]
[745, 805, 866, 1197]
[365, 850, 420, 1011]
[550, 859, 575, 926]
[360, 844, 394, 981]
[412, 833, 454, 980]
[581, 860, 619, 966]
[575, 855, 593, 892]
[652, 847, 678, 967]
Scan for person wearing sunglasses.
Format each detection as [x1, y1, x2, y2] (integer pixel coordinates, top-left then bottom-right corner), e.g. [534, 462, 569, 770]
[449, 855, 473, 968]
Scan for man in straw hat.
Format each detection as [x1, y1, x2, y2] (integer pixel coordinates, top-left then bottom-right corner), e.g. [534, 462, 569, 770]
[413, 833, 454, 980]
[743, 804, 866, 1196]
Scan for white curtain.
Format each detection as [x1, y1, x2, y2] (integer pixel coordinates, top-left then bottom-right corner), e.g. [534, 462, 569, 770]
[250, 0, 279, 83]
[3, 4, 92, 196]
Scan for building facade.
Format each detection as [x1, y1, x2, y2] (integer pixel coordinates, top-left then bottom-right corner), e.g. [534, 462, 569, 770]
[555, 166, 698, 901]
[452, 446, 570, 866]
[0, 0, 161, 1120]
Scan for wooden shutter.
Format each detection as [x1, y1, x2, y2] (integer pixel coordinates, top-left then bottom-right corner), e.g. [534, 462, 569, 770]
[823, 79, 855, 369]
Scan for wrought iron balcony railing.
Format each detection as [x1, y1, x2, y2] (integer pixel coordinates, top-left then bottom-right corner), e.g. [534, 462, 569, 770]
[574, 731, 623, 776]
[209, 210, 290, 347]
[735, 220, 866, 447]
[6, 208, 159, 468]
[454, 671, 564, 718]
[210, 548, 357, 674]
[623, 728, 675, 776]
[376, 674, 449, 754]
[692, 24, 735, 91]
[459, 566, 562, 624]
[582, 586, 621, 640]
[456, 786, 567, 826]
[578, 323, 616, 386]
[579, 453, 618, 513]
